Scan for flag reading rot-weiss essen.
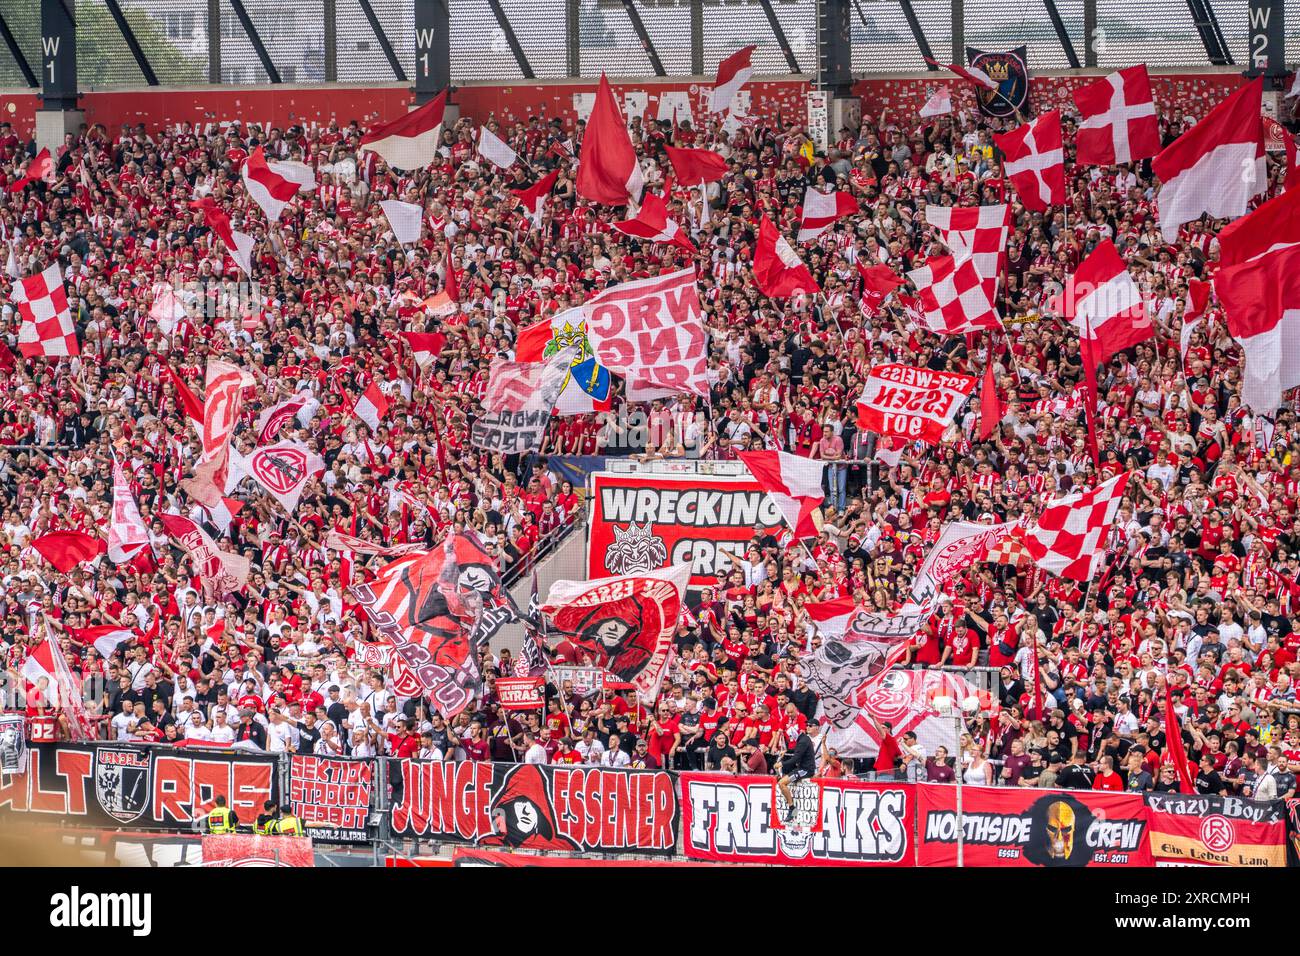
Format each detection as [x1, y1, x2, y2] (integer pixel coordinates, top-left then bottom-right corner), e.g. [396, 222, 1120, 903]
[359, 89, 447, 171]
[13, 263, 79, 359]
[856, 364, 977, 444]
[582, 267, 709, 401]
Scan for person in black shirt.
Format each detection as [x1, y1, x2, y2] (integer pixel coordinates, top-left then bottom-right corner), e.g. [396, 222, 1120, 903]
[1055, 750, 1095, 789]
[296, 713, 322, 754]
[1195, 755, 1225, 795]
[1152, 764, 1182, 792]
[705, 728, 737, 772]
[777, 722, 819, 822]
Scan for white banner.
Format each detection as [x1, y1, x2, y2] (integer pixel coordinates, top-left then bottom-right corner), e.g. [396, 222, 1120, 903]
[856, 363, 977, 445]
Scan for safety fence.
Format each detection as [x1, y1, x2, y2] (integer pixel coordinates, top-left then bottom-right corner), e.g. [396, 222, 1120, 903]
[1, 743, 1293, 866]
[0, 0, 1291, 92]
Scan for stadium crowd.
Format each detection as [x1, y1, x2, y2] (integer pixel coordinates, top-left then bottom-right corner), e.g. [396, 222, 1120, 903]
[0, 83, 1298, 802]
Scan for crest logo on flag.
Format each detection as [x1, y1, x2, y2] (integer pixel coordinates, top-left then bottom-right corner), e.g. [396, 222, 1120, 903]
[251, 447, 309, 495]
[966, 46, 1029, 118]
[94, 748, 151, 823]
[543, 319, 611, 406]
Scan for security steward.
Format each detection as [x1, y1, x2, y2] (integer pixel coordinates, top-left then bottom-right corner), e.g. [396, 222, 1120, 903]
[255, 800, 280, 836]
[206, 795, 238, 834]
[274, 806, 303, 835]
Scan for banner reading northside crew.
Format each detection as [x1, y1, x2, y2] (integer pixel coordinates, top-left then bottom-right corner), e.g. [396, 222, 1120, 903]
[917, 784, 1152, 866]
[1145, 793, 1287, 867]
[287, 755, 374, 844]
[391, 760, 679, 855]
[681, 774, 914, 866]
[588, 472, 784, 586]
[856, 363, 977, 444]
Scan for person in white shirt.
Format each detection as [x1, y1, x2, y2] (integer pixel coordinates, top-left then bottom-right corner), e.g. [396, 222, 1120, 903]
[266, 710, 298, 753]
[600, 736, 631, 768]
[575, 730, 605, 764]
[209, 711, 236, 745]
[110, 701, 135, 741]
[523, 733, 547, 765]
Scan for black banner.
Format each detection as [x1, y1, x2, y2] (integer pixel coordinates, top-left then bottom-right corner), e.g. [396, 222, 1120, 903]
[966, 46, 1030, 118]
[287, 755, 374, 844]
[0, 744, 280, 831]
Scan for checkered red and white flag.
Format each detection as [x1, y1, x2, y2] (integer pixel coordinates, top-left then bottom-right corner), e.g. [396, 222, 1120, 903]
[1021, 471, 1132, 581]
[907, 254, 1002, 334]
[13, 263, 79, 359]
[921, 204, 1010, 289]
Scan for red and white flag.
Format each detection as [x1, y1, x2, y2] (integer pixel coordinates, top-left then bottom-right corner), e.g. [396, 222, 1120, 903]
[149, 281, 187, 335]
[738, 450, 825, 540]
[1179, 278, 1213, 362]
[1022, 471, 1132, 581]
[255, 391, 312, 444]
[1214, 243, 1300, 416]
[613, 191, 697, 252]
[242, 441, 326, 514]
[856, 364, 977, 444]
[399, 331, 448, 370]
[664, 145, 730, 184]
[205, 496, 245, 537]
[856, 262, 907, 316]
[12, 263, 79, 359]
[66, 624, 135, 658]
[359, 89, 447, 171]
[1072, 65, 1161, 166]
[7, 148, 54, 192]
[325, 529, 423, 557]
[107, 455, 149, 563]
[753, 215, 819, 298]
[994, 111, 1065, 212]
[22, 634, 94, 740]
[160, 513, 251, 602]
[921, 204, 1010, 287]
[924, 57, 998, 90]
[352, 381, 390, 431]
[32, 531, 104, 573]
[919, 87, 954, 118]
[1215, 177, 1300, 268]
[477, 125, 517, 169]
[513, 169, 561, 228]
[711, 45, 756, 113]
[192, 198, 255, 276]
[577, 74, 644, 206]
[164, 365, 205, 424]
[1062, 239, 1152, 370]
[796, 186, 859, 242]
[181, 360, 248, 508]
[906, 254, 1002, 334]
[241, 145, 301, 223]
[1151, 77, 1265, 242]
[379, 199, 423, 245]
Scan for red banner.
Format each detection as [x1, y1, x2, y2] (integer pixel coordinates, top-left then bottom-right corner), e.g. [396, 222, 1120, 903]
[497, 677, 546, 711]
[680, 773, 914, 866]
[202, 834, 314, 867]
[588, 472, 783, 585]
[856, 363, 977, 444]
[287, 755, 373, 844]
[917, 784, 1152, 867]
[1145, 793, 1286, 867]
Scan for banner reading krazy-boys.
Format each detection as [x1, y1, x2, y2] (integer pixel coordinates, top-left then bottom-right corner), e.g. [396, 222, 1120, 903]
[391, 760, 679, 855]
[680, 773, 915, 866]
[1145, 793, 1286, 867]
[588, 472, 784, 585]
[917, 784, 1152, 866]
[856, 363, 977, 444]
[582, 268, 709, 401]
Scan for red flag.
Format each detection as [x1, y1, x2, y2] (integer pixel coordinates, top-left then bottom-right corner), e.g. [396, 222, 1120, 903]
[32, 530, 105, 573]
[1216, 177, 1300, 268]
[576, 75, 644, 206]
[1214, 243, 1300, 416]
[1072, 66, 1161, 166]
[612, 192, 697, 252]
[242, 145, 301, 222]
[7, 148, 54, 192]
[400, 331, 448, 370]
[359, 89, 447, 171]
[164, 365, 205, 423]
[443, 242, 460, 304]
[1164, 690, 1197, 794]
[856, 262, 907, 315]
[923, 57, 999, 91]
[978, 361, 1001, 440]
[796, 187, 859, 241]
[1021, 471, 1132, 581]
[512, 168, 561, 228]
[993, 111, 1066, 212]
[710, 45, 756, 113]
[737, 450, 826, 540]
[753, 215, 819, 298]
[663, 145, 730, 184]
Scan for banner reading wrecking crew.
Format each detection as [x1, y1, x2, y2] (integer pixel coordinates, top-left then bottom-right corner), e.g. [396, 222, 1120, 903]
[390, 760, 679, 855]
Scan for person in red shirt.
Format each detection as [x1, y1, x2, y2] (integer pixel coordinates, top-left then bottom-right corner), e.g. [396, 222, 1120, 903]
[387, 720, 420, 759]
[1092, 754, 1125, 791]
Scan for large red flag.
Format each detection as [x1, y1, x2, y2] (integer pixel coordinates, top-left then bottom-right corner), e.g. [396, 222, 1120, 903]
[1164, 690, 1197, 794]
[978, 361, 1001, 440]
[576, 75, 644, 206]
[663, 145, 729, 184]
[753, 216, 819, 298]
[163, 364, 205, 424]
[32, 531, 105, 573]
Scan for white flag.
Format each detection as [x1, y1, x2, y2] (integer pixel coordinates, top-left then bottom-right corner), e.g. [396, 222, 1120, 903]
[379, 199, 424, 246]
[106, 456, 149, 563]
[477, 126, 518, 169]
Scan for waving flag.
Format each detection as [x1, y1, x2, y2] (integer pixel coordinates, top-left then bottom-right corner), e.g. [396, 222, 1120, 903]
[1215, 243, 1300, 416]
[711, 45, 756, 113]
[577, 74, 644, 206]
[22, 634, 93, 740]
[255, 391, 312, 444]
[7, 148, 54, 192]
[664, 145, 730, 184]
[243, 441, 326, 514]
[32, 531, 104, 573]
[919, 87, 954, 118]
[472, 348, 575, 454]
[515, 309, 612, 415]
[797, 187, 859, 242]
[1179, 279, 1213, 362]
[978, 361, 1001, 441]
[754, 215, 819, 298]
[994, 110, 1065, 212]
[164, 365, 205, 424]
[67, 624, 135, 658]
[1022, 471, 1131, 581]
[923, 56, 998, 90]
[513, 169, 561, 228]
[1073, 65, 1160, 166]
[856, 262, 907, 316]
[242, 146, 301, 223]
[352, 381, 391, 431]
[160, 513, 251, 601]
[907, 254, 1001, 334]
[400, 331, 448, 371]
[612, 192, 697, 252]
[191, 197, 254, 276]
[359, 89, 447, 171]
[1152, 78, 1265, 242]
[1216, 179, 1300, 268]
[12, 263, 79, 359]
[181, 359, 248, 508]
[379, 199, 424, 245]
[107, 456, 149, 563]
[477, 125, 517, 169]
[738, 450, 825, 540]
[922, 204, 1010, 286]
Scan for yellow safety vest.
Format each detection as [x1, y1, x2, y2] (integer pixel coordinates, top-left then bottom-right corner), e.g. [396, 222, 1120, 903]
[275, 814, 302, 836]
[255, 816, 276, 836]
[208, 807, 236, 834]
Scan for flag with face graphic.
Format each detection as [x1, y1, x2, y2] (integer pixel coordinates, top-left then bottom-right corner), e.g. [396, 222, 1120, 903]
[349, 532, 521, 717]
[542, 563, 690, 704]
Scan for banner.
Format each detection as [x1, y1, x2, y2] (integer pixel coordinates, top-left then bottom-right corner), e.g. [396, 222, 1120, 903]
[966, 45, 1030, 118]
[287, 755, 374, 844]
[0, 714, 27, 774]
[451, 846, 708, 867]
[681, 773, 914, 866]
[856, 364, 977, 445]
[588, 472, 784, 585]
[910, 519, 1018, 603]
[159, 513, 251, 602]
[497, 677, 546, 710]
[181, 359, 247, 507]
[582, 267, 709, 401]
[470, 347, 575, 454]
[0, 744, 280, 830]
[390, 761, 679, 855]
[240, 440, 325, 513]
[547, 665, 630, 697]
[1145, 793, 1286, 867]
[824, 669, 977, 759]
[917, 785, 1152, 867]
[542, 563, 690, 703]
[202, 833, 314, 867]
